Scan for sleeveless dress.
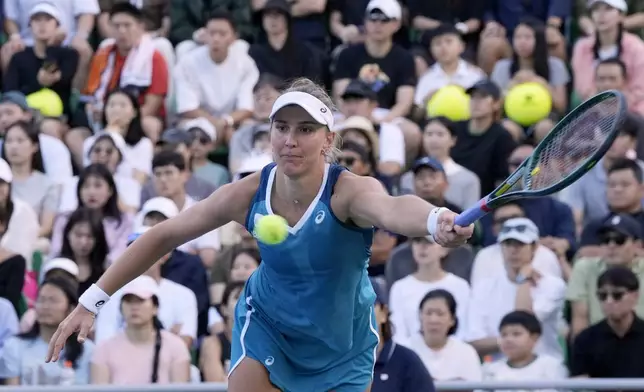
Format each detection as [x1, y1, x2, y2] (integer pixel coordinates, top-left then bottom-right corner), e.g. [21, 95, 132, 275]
[229, 163, 380, 391]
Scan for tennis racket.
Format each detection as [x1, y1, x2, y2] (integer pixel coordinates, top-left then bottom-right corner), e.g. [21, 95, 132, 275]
[454, 89, 627, 227]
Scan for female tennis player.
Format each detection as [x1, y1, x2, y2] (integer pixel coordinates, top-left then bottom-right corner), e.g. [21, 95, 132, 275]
[45, 78, 473, 391]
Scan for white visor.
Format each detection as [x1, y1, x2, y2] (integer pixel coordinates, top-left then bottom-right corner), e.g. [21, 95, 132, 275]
[269, 91, 335, 130]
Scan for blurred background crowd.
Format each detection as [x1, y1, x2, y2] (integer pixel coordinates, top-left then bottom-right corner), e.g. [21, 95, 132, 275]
[0, 0, 643, 389]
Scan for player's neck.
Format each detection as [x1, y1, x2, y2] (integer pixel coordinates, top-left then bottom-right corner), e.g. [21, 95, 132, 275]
[277, 164, 325, 206]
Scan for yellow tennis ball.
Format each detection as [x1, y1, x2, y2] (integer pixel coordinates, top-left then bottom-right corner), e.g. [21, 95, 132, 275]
[427, 85, 471, 121]
[254, 215, 288, 245]
[504, 82, 552, 126]
[26, 88, 64, 117]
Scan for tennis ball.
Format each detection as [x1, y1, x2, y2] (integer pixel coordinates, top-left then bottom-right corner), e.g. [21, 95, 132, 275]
[504, 82, 552, 126]
[254, 215, 288, 245]
[26, 88, 64, 117]
[427, 85, 471, 121]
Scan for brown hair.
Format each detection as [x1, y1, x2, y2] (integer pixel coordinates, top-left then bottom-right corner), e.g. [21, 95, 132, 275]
[282, 78, 342, 163]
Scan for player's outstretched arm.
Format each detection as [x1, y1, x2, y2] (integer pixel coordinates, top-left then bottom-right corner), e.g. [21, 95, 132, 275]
[45, 172, 260, 362]
[339, 173, 473, 247]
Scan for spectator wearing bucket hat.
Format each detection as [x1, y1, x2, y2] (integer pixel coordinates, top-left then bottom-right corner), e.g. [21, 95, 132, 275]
[0, 91, 73, 182]
[181, 118, 230, 188]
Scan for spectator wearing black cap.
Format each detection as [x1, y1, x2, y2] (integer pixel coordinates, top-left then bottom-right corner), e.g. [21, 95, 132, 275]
[414, 24, 485, 108]
[249, 0, 325, 83]
[333, 0, 416, 120]
[370, 278, 435, 392]
[568, 213, 644, 337]
[576, 159, 644, 257]
[410, 157, 461, 214]
[450, 79, 517, 195]
[336, 79, 405, 175]
[570, 266, 644, 379]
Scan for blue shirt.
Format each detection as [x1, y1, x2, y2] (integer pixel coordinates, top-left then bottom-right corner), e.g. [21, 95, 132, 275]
[372, 341, 435, 392]
[484, 0, 572, 32]
[245, 163, 375, 355]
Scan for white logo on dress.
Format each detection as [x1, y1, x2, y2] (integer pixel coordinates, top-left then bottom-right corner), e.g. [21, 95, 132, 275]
[315, 211, 325, 224]
[264, 356, 275, 366]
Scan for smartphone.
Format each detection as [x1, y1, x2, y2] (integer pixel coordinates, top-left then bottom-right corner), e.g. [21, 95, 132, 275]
[42, 59, 58, 72]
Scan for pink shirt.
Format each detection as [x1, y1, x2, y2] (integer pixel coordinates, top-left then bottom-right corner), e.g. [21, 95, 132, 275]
[91, 330, 190, 384]
[572, 32, 644, 115]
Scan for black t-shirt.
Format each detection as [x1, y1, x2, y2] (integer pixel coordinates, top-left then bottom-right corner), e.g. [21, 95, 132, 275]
[333, 43, 416, 109]
[248, 40, 324, 84]
[571, 316, 644, 382]
[580, 210, 644, 246]
[450, 120, 517, 195]
[3, 46, 79, 120]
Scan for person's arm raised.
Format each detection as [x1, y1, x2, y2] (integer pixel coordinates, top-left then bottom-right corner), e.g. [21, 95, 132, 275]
[337, 173, 473, 247]
[46, 172, 260, 362]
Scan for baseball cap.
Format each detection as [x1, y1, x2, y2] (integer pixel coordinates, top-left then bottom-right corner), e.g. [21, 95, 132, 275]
[235, 153, 273, 180]
[588, 0, 627, 12]
[29, 2, 61, 21]
[262, 0, 290, 14]
[41, 258, 79, 278]
[270, 91, 335, 129]
[365, 0, 402, 20]
[158, 128, 191, 146]
[370, 278, 387, 305]
[0, 91, 29, 111]
[121, 275, 159, 300]
[0, 158, 12, 183]
[341, 79, 378, 101]
[412, 156, 445, 173]
[181, 117, 216, 142]
[598, 213, 643, 240]
[497, 217, 539, 244]
[141, 197, 179, 220]
[466, 79, 501, 100]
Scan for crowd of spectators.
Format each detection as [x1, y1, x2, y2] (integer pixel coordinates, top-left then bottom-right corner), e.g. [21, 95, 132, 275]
[0, 0, 644, 390]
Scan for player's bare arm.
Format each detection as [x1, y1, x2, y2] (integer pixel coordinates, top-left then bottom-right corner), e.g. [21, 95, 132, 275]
[334, 171, 473, 247]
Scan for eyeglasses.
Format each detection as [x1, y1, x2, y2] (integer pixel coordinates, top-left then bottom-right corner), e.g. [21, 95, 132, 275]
[500, 224, 531, 234]
[600, 234, 628, 246]
[367, 13, 393, 23]
[494, 215, 522, 225]
[339, 156, 356, 166]
[597, 290, 628, 302]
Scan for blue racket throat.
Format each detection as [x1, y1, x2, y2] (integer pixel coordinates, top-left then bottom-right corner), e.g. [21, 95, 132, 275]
[453, 89, 627, 227]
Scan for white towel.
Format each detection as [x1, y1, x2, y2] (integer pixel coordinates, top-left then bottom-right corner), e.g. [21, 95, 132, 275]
[120, 34, 155, 89]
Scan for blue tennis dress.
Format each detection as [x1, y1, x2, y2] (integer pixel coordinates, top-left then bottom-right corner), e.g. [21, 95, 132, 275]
[229, 163, 379, 392]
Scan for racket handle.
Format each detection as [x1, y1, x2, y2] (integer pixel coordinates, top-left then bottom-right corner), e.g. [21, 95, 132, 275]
[454, 204, 488, 227]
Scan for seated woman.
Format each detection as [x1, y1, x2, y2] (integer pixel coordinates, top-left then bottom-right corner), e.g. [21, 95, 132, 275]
[90, 276, 191, 384]
[59, 132, 141, 213]
[2, 278, 94, 385]
[200, 281, 245, 382]
[407, 290, 482, 381]
[490, 18, 569, 142]
[1, 121, 60, 241]
[82, 89, 154, 185]
[50, 164, 133, 263]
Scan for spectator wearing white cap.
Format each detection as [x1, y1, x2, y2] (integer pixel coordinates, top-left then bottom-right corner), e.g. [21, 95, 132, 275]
[3, 3, 79, 132]
[91, 275, 191, 384]
[182, 117, 230, 188]
[466, 218, 566, 361]
[41, 257, 79, 284]
[59, 131, 141, 213]
[0, 157, 40, 271]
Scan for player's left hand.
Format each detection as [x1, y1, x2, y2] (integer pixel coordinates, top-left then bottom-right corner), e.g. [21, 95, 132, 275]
[434, 210, 474, 247]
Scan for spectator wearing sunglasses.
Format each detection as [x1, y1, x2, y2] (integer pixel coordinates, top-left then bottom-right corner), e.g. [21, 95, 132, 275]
[567, 213, 644, 338]
[339, 141, 374, 177]
[181, 118, 230, 189]
[466, 218, 566, 361]
[570, 266, 644, 379]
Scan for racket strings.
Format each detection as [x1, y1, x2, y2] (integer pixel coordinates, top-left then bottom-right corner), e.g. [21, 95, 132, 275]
[525, 96, 622, 191]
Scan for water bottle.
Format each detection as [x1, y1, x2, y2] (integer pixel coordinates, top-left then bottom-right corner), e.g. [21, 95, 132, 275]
[59, 360, 75, 386]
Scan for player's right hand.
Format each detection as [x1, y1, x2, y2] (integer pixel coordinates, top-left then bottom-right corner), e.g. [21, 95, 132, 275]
[45, 304, 95, 362]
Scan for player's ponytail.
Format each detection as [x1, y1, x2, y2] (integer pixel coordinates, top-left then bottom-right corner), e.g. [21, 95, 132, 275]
[282, 78, 340, 163]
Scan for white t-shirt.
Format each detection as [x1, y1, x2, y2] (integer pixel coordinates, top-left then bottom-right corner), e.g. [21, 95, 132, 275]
[82, 136, 154, 177]
[1, 198, 39, 269]
[414, 60, 486, 106]
[389, 273, 470, 341]
[471, 244, 563, 290]
[0, 135, 73, 184]
[174, 45, 259, 117]
[95, 278, 198, 342]
[482, 354, 568, 392]
[58, 175, 141, 213]
[5, 0, 100, 45]
[406, 334, 482, 381]
[465, 274, 566, 360]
